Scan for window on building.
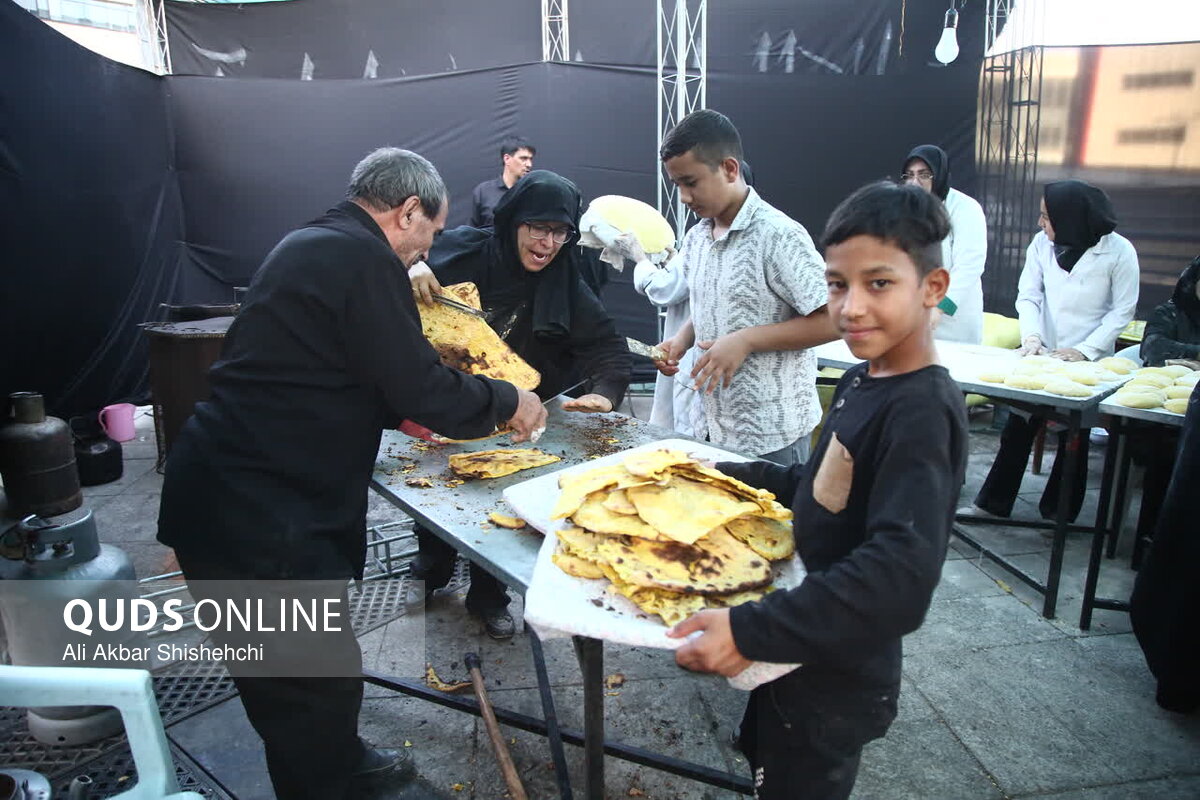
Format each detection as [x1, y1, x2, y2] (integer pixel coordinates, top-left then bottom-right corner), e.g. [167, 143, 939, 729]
[1040, 126, 1064, 149]
[1123, 71, 1194, 90]
[1117, 126, 1187, 145]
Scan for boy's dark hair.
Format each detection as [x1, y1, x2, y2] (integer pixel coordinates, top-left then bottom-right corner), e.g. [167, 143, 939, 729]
[821, 181, 951, 276]
[500, 136, 536, 161]
[659, 109, 744, 169]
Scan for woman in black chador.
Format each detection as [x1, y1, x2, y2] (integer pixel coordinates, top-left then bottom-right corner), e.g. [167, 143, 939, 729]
[406, 169, 631, 638]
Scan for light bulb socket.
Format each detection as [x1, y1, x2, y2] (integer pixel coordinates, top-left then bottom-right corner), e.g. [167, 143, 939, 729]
[944, 8, 959, 29]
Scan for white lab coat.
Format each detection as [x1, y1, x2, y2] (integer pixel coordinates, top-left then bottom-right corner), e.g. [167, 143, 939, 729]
[936, 187, 987, 344]
[632, 258, 704, 438]
[1015, 230, 1140, 360]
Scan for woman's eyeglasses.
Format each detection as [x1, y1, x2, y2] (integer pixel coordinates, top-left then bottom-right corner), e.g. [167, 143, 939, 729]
[900, 170, 934, 182]
[525, 223, 575, 244]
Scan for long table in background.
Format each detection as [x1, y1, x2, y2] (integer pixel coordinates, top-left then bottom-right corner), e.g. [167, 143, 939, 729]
[369, 405, 753, 799]
[813, 340, 1130, 620]
[1080, 398, 1186, 630]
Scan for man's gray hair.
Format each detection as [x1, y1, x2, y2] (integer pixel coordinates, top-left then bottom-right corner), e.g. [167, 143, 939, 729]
[348, 147, 446, 218]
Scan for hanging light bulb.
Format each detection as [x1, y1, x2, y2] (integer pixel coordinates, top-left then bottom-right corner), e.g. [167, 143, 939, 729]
[934, 7, 960, 65]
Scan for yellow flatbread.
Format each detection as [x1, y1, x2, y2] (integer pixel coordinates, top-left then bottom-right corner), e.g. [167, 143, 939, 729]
[626, 476, 761, 545]
[418, 282, 541, 390]
[724, 515, 795, 560]
[448, 448, 560, 479]
[601, 488, 639, 515]
[572, 493, 665, 540]
[596, 526, 772, 595]
[622, 449, 698, 478]
[670, 463, 792, 520]
[552, 551, 606, 579]
[551, 465, 657, 520]
[487, 511, 527, 529]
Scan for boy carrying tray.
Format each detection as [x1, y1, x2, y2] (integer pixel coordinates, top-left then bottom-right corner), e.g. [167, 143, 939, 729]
[668, 181, 969, 798]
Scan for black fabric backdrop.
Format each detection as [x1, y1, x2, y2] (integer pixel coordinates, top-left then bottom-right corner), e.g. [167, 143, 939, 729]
[4, 0, 983, 418]
[1, 0, 185, 419]
[165, 0, 542, 78]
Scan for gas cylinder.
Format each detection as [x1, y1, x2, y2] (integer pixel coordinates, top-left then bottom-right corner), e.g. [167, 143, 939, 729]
[0, 393, 82, 517]
[0, 508, 147, 745]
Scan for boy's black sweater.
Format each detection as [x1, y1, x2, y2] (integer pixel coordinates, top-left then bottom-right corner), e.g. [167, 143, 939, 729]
[719, 361, 968, 688]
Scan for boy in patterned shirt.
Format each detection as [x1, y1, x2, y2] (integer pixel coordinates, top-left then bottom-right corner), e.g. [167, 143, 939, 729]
[652, 109, 837, 464]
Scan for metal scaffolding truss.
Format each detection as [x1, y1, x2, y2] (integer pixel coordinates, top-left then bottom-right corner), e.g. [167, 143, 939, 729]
[656, 0, 707, 243]
[976, 0, 1044, 312]
[136, 0, 171, 74]
[541, 0, 570, 62]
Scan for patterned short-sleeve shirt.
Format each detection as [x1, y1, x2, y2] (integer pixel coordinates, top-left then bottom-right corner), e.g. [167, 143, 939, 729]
[679, 188, 828, 456]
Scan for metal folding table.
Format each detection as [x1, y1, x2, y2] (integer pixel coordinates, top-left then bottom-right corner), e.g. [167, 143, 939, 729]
[369, 404, 754, 799]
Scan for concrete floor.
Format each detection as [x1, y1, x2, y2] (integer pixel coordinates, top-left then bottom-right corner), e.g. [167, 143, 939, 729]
[62, 403, 1200, 797]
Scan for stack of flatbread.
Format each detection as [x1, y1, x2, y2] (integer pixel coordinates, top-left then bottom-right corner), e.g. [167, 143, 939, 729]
[1110, 365, 1197, 414]
[548, 449, 795, 626]
[976, 355, 1136, 398]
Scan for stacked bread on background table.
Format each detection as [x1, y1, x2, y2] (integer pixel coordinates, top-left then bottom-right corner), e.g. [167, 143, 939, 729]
[1109, 365, 1198, 415]
[976, 355, 1139, 398]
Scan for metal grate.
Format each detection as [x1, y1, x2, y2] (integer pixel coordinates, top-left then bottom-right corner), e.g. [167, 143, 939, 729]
[0, 707, 118, 780]
[52, 741, 231, 799]
[152, 659, 237, 727]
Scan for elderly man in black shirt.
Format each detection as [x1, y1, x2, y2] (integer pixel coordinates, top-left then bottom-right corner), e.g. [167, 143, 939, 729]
[157, 147, 546, 799]
[469, 135, 535, 229]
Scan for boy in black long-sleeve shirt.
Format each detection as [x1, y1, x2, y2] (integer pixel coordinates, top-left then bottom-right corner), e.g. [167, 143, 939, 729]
[669, 182, 968, 798]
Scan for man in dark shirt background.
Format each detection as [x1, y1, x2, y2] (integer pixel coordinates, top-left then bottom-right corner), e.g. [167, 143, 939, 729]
[157, 147, 546, 799]
[470, 135, 535, 228]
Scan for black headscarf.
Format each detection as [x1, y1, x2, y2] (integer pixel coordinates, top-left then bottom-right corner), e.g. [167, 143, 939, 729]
[903, 144, 951, 200]
[1172, 255, 1200, 319]
[1043, 180, 1118, 272]
[426, 170, 583, 340]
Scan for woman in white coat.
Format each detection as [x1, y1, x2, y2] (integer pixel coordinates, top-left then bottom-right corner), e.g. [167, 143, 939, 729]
[969, 179, 1139, 522]
[902, 145, 987, 344]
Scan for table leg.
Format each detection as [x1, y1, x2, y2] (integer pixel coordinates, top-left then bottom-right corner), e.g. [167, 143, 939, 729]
[573, 636, 605, 800]
[1106, 428, 1135, 560]
[1081, 417, 1123, 630]
[1043, 411, 1081, 619]
[530, 630, 574, 800]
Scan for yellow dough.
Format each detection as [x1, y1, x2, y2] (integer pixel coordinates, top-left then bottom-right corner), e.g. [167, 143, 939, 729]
[1063, 371, 1099, 386]
[1164, 398, 1189, 414]
[1126, 373, 1174, 390]
[1112, 392, 1163, 409]
[1174, 373, 1200, 387]
[1012, 361, 1046, 375]
[978, 371, 1008, 383]
[1004, 374, 1050, 390]
[1156, 365, 1194, 379]
[1165, 385, 1195, 400]
[1043, 380, 1093, 398]
[584, 195, 677, 255]
[1096, 357, 1137, 374]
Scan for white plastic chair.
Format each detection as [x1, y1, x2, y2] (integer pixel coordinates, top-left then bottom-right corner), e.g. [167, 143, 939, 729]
[0, 665, 203, 800]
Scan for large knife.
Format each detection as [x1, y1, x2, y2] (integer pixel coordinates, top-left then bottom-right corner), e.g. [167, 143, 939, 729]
[626, 337, 667, 361]
[433, 293, 489, 319]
